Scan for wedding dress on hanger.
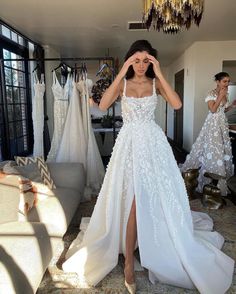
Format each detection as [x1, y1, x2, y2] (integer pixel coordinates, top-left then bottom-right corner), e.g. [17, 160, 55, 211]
[77, 76, 105, 199]
[47, 71, 71, 162]
[56, 79, 87, 167]
[32, 72, 45, 157]
[63, 79, 234, 294]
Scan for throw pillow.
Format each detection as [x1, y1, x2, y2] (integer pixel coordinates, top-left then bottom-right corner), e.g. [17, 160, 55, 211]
[0, 160, 16, 170]
[0, 170, 52, 216]
[2, 161, 18, 174]
[1, 162, 54, 196]
[18, 176, 36, 215]
[14, 163, 42, 183]
[0, 170, 19, 187]
[18, 177, 53, 215]
[0, 171, 33, 216]
[14, 156, 56, 189]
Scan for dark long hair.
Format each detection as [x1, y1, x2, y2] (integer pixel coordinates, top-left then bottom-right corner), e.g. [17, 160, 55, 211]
[125, 40, 157, 79]
[214, 72, 229, 81]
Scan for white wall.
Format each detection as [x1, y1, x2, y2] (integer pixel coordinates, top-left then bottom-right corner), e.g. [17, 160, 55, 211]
[193, 41, 236, 140]
[223, 62, 236, 83]
[166, 54, 184, 140]
[165, 47, 196, 150]
[155, 67, 168, 131]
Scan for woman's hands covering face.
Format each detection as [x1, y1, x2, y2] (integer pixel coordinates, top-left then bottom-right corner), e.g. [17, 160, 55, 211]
[119, 52, 162, 79]
[219, 87, 228, 99]
[119, 53, 140, 78]
[146, 54, 162, 78]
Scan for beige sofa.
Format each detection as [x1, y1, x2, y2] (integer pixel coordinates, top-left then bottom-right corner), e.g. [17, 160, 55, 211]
[0, 162, 85, 294]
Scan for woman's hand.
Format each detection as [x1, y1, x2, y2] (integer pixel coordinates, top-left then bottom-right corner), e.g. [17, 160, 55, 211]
[118, 53, 139, 78]
[145, 53, 182, 109]
[218, 87, 228, 100]
[146, 54, 162, 78]
[99, 53, 139, 111]
[209, 87, 228, 113]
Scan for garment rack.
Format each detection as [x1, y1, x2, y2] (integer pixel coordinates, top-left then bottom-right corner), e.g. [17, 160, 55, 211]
[0, 56, 117, 145]
[0, 57, 114, 62]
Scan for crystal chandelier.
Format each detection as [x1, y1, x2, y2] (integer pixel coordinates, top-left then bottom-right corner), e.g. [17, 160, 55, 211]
[143, 0, 204, 34]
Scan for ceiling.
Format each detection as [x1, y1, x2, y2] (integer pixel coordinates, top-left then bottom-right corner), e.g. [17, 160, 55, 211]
[0, 0, 236, 65]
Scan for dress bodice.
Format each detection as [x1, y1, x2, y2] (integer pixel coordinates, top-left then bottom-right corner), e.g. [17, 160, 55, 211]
[205, 90, 229, 114]
[52, 71, 71, 101]
[121, 79, 158, 124]
[77, 79, 93, 95]
[33, 73, 45, 98]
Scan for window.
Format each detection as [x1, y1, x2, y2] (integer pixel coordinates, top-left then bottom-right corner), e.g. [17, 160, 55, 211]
[0, 24, 26, 47]
[0, 20, 42, 160]
[2, 49, 32, 157]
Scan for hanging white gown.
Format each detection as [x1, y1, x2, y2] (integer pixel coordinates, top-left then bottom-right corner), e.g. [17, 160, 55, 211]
[32, 73, 45, 157]
[63, 79, 234, 294]
[56, 80, 87, 167]
[77, 78, 105, 198]
[47, 72, 71, 162]
[180, 90, 233, 195]
[78, 79, 91, 144]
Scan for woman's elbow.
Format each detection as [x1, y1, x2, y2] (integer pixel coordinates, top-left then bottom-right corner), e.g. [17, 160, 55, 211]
[99, 103, 108, 111]
[173, 101, 182, 110]
[208, 106, 216, 113]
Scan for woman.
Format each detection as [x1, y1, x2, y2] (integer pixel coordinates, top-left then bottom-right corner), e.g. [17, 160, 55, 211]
[181, 72, 234, 196]
[63, 41, 234, 294]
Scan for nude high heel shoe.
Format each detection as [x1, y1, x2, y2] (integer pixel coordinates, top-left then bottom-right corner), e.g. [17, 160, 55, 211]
[125, 280, 136, 294]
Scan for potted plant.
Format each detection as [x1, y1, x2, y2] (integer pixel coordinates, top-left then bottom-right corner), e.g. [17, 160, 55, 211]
[101, 108, 113, 128]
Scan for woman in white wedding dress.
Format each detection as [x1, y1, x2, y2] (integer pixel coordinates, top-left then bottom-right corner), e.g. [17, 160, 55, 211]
[180, 72, 234, 196]
[62, 40, 234, 294]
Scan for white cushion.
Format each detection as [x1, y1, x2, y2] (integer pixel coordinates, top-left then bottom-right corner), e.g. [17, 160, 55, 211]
[19, 188, 81, 236]
[0, 221, 61, 294]
[0, 182, 19, 225]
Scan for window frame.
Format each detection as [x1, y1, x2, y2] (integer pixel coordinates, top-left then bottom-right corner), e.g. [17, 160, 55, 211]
[0, 32, 33, 159]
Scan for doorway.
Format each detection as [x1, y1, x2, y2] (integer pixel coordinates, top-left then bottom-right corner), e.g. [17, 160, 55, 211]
[174, 69, 184, 148]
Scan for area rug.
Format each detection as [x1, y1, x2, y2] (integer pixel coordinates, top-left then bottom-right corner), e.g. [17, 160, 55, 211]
[37, 198, 236, 294]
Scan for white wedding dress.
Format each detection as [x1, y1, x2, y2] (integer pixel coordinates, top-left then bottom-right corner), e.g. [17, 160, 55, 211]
[47, 72, 71, 162]
[63, 79, 234, 294]
[32, 73, 45, 157]
[180, 90, 233, 195]
[77, 78, 105, 198]
[56, 81, 87, 167]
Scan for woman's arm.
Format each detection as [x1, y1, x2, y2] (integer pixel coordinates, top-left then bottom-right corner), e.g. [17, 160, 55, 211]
[207, 88, 227, 113]
[147, 54, 182, 110]
[225, 99, 236, 112]
[99, 53, 139, 111]
[99, 74, 123, 111]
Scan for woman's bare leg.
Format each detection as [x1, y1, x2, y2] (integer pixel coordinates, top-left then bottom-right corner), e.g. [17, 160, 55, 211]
[124, 198, 137, 284]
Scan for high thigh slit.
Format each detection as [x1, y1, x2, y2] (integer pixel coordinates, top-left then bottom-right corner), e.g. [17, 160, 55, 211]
[125, 197, 137, 257]
[62, 78, 234, 294]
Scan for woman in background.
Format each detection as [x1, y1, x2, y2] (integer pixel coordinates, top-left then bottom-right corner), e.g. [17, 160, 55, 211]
[181, 72, 234, 195]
